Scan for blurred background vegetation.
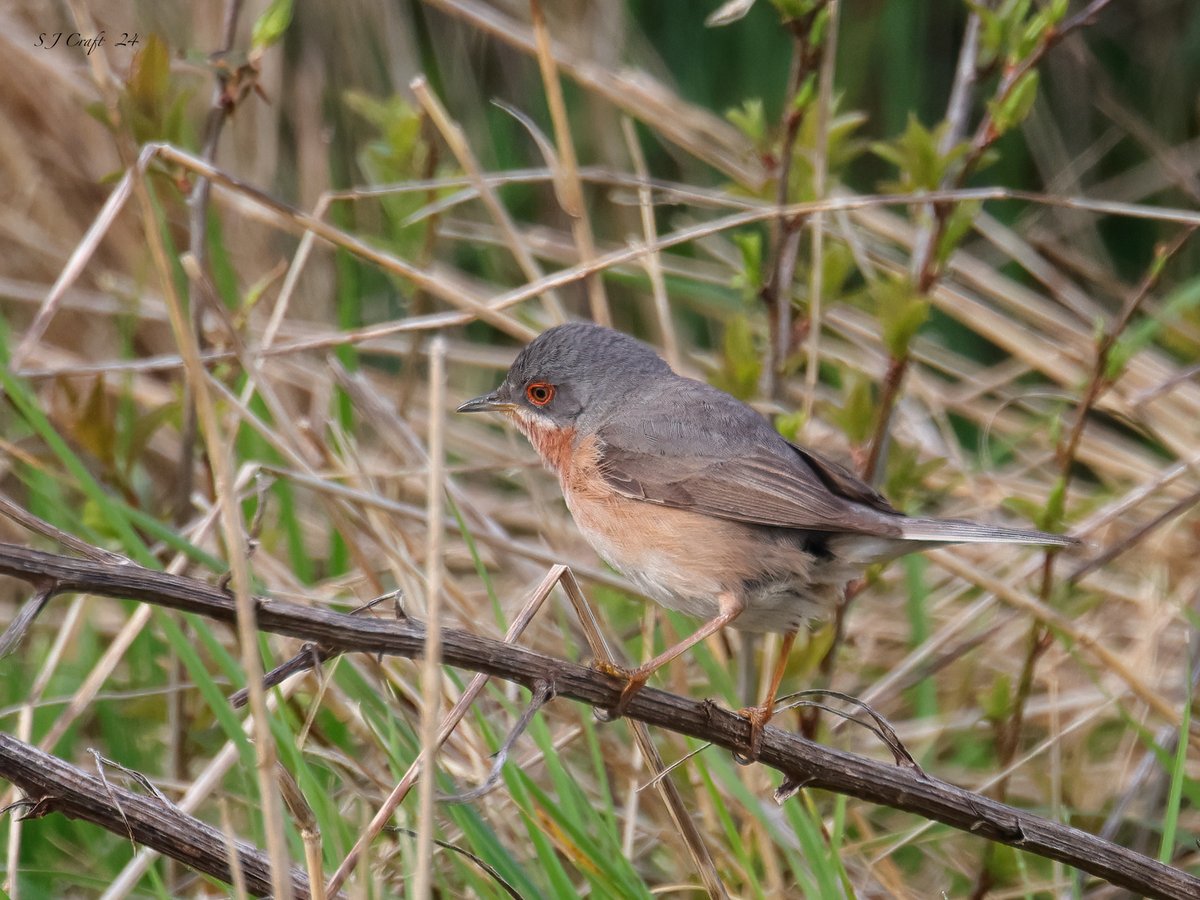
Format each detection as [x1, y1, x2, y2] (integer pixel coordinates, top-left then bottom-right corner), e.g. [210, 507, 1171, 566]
[1, 0, 1199, 896]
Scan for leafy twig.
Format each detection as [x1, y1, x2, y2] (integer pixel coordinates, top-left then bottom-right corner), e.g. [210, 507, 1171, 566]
[972, 225, 1196, 898]
[760, 3, 831, 397]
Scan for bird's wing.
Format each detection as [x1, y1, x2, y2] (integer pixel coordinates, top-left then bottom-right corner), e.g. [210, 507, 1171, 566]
[593, 381, 904, 536]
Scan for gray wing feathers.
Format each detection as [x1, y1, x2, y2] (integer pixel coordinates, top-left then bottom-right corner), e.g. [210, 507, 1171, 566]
[594, 379, 904, 535]
[899, 517, 1077, 546]
[594, 376, 1077, 548]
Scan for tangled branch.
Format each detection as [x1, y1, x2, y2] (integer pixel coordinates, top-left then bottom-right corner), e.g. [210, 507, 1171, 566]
[0, 542, 1196, 900]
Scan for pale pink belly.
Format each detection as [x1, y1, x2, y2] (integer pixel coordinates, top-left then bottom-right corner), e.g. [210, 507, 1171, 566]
[565, 489, 838, 633]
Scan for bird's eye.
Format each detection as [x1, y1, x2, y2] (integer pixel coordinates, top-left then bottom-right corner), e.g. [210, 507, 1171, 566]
[526, 382, 555, 406]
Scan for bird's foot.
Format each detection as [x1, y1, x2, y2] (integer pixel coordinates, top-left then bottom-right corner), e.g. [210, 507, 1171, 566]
[732, 703, 773, 765]
[591, 660, 649, 722]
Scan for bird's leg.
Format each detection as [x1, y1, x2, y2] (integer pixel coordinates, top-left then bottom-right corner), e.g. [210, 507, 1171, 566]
[596, 592, 745, 719]
[737, 629, 798, 761]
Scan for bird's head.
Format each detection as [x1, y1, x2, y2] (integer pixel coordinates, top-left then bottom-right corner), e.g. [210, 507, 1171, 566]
[457, 323, 673, 438]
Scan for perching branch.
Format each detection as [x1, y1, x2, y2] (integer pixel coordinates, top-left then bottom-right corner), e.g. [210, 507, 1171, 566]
[0, 542, 1197, 900]
[0, 731, 318, 899]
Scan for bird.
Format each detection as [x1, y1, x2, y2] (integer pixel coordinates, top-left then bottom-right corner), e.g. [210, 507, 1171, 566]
[457, 322, 1077, 757]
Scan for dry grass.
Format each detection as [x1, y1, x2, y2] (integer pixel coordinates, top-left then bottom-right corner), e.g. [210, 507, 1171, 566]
[1, 0, 1198, 897]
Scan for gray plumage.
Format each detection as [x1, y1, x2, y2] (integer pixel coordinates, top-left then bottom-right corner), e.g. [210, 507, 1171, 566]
[502, 322, 1075, 555]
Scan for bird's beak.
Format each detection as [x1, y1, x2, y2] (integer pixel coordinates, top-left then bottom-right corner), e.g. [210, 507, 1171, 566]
[456, 391, 516, 414]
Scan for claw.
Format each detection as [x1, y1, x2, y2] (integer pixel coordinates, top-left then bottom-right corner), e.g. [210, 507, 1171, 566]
[732, 703, 772, 764]
[591, 660, 649, 720]
[591, 659, 629, 679]
[733, 629, 796, 763]
[615, 673, 648, 716]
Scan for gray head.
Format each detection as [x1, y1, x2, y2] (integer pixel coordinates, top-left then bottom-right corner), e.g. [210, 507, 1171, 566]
[457, 323, 673, 430]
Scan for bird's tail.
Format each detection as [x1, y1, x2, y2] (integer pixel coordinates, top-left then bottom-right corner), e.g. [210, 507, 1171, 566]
[898, 517, 1078, 547]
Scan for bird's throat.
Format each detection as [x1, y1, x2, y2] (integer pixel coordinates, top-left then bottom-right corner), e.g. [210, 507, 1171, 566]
[512, 414, 578, 477]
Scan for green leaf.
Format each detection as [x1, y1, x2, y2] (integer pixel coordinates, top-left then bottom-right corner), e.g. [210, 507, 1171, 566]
[821, 241, 856, 297]
[1106, 274, 1200, 377]
[251, 0, 294, 51]
[871, 114, 968, 192]
[989, 70, 1040, 135]
[935, 199, 982, 265]
[982, 673, 1013, 722]
[789, 101, 868, 200]
[730, 230, 764, 300]
[84, 100, 113, 130]
[792, 72, 818, 112]
[1017, 10, 1054, 59]
[808, 3, 832, 45]
[1047, 409, 1063, 447]
[770, 0, 819, 23]
[829, 374, 874, 444]
[74, 375, 117, 467]
[1002, 495, 1043, 526]
[1038, 475, 1067, 533]
[985, 842, 1021, 884]
[128, 34, 170, 115]
[974, 0, 1048, 67]
[1104, 340, 1133, 381]
[885, 296, 929, 357]
[883, 442, 947, 511]
[873, 278, 930, 357]
[973, 3, 1005, 67]
[726, 98, 767, 148]
[710, 316, 762, 400]
[818, 107, 869, 171]
[774, 410, 806, 442]
[890, 114, 938, 188]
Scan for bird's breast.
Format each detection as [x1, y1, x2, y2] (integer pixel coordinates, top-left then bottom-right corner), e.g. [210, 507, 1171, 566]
[510, 413, 579, 478]
[565, 475, 835, 630]
[514, 419, 842, 632]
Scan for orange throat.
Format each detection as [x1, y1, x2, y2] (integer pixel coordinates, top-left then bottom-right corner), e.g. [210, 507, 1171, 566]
[511, 414, 577, 478]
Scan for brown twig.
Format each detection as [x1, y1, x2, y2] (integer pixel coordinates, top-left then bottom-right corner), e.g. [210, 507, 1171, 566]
[413, 336, 447, 900]
[179, 0, 247, 524]
[133, 138, 294, 896]
[0, 732, 320, 899]
[424, 0, 766, 188]
[959, 0, 1118, 183]
[34, 139, 1200, 371]
[971, 224, 1196, 898]
[864, 0, 1118, 484]
[836, 4, 1117, 767]
[760, 4, 829, 397]
[802, 0, 841, 422]
[1068, 487, 1200, 582]
[529, 0, 610, 326]
[0, 542, 1197, 899]
[174, 6, 246, 887]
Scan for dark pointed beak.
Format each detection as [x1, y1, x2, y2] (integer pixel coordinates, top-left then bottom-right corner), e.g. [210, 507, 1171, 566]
[456, 391, 516, 414]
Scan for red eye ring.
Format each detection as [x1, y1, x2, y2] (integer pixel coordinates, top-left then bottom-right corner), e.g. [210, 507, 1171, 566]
[526, 382, 555, 406]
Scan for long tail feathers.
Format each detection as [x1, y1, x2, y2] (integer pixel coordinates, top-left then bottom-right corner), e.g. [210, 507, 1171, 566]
[899, 517, 1078, 547]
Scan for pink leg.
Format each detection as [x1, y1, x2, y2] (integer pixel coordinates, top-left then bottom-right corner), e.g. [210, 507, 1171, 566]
[738, 629, 798, 760]
[599, 592, 745, 717]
